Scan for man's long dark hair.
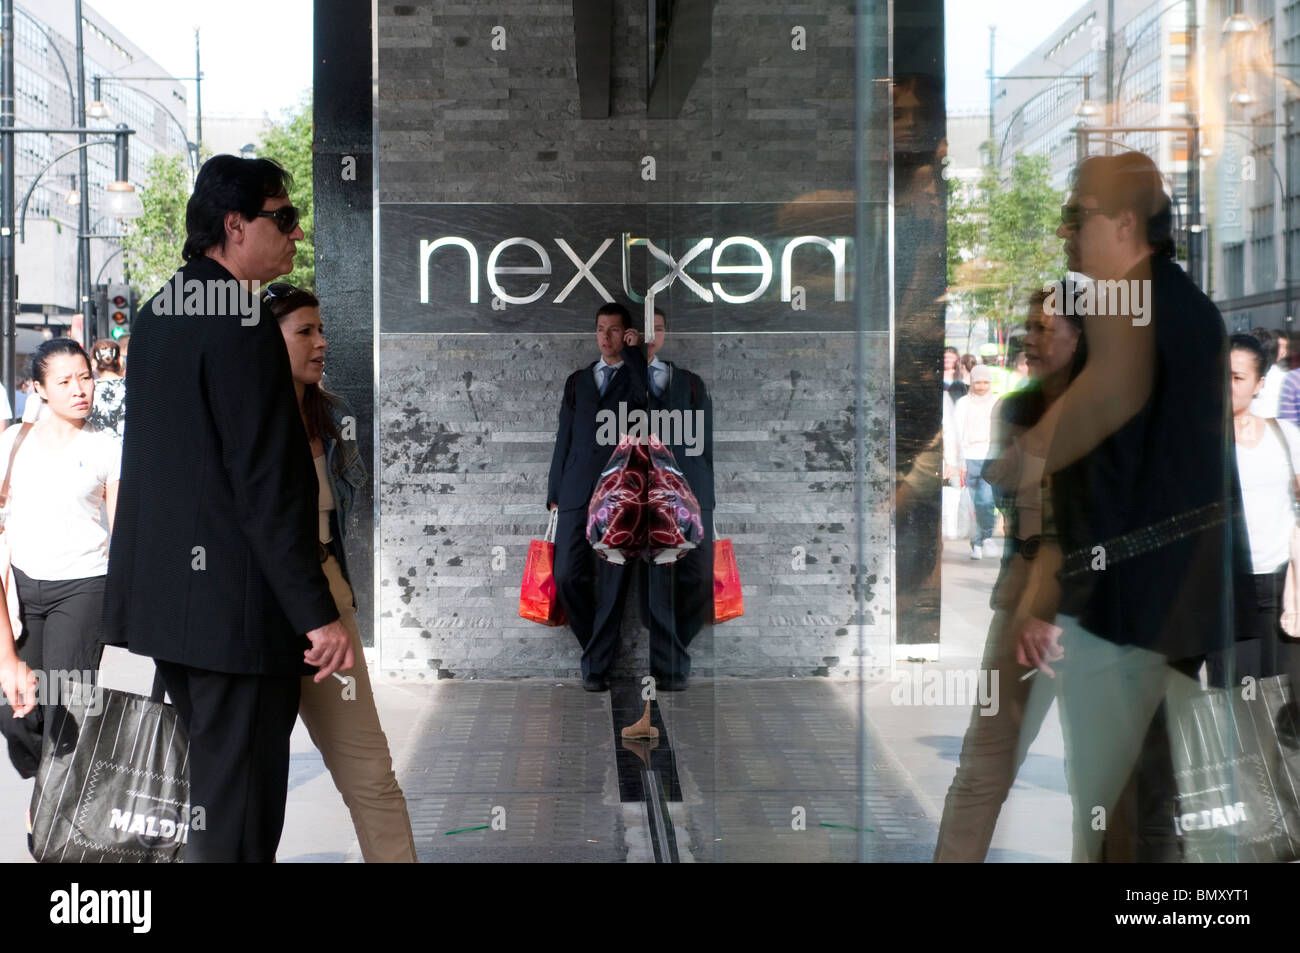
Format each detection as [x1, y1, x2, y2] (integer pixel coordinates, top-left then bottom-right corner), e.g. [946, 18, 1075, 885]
[182, 155, 294, 262]
[260, 285, 344, 475]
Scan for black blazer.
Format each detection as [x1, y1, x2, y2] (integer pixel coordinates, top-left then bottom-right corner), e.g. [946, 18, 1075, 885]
[1051, 253, 1232, 661]
[547, 345, 648, 512]
[101, 257, 338, 676]
[649, 360, 714, 511]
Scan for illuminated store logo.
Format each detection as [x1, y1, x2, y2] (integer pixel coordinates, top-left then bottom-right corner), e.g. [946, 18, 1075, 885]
[418, 233, 850, 306]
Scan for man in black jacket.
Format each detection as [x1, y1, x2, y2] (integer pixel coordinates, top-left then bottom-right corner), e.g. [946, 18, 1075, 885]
[641, 307, 714, 690]
[102, 156, 353, 862]
[547, 303, 647, 692]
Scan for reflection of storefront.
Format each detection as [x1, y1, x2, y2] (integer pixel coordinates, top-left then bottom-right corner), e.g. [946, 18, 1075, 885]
[367, 0, 885, 679]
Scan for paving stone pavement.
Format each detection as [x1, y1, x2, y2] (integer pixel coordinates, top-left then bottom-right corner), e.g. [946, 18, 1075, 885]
[0, 539, 1071, 863]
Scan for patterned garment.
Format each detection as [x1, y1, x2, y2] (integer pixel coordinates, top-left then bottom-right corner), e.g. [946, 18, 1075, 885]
[646, 434, 703, 564]
[87, 378, 126, 437]
[586, 435, 648, 563]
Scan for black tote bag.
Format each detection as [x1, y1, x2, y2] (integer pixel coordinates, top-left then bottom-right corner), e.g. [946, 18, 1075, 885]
[1169, 675, 1300, 863]
[28, 670, 190, 863]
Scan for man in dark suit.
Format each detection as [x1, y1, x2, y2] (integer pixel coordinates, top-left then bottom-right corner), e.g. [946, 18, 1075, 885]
[102, 156, 353, 862]
[642, 307, 714, 690]
[547, 302, 647, 692]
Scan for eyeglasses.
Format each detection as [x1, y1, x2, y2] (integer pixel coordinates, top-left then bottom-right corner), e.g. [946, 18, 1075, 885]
[254, 205, 300, 234]
[1060, 203, 1110, 229]
[263, 281, 299, 300]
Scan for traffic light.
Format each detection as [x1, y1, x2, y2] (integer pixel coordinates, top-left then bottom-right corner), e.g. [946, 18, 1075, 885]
[93, 284, 109, 340]
[106, 282, 132, 340]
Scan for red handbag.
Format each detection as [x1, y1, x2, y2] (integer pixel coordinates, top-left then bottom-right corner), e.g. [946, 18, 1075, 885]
[713, 521, 743, 623]
[519, 509, 568, 626]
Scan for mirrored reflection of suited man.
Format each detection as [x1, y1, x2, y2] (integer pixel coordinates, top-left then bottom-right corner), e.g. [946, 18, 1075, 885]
[641, 307, 714, 691]
[547, 303, 647, 692]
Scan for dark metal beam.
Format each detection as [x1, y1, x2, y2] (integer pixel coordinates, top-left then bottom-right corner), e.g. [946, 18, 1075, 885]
[573, 0, 613, 119]
[646, 0, 715, 119]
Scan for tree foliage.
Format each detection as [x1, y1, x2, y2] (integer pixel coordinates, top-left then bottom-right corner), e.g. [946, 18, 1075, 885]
[947, 153, 1064, 348]
[257, 93, 314, 291]
[120, 151, 190, 300]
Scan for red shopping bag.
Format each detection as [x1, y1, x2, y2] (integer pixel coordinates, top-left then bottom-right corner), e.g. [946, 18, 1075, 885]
[519, 509, 568, 626]
[713, 527, 743, 623]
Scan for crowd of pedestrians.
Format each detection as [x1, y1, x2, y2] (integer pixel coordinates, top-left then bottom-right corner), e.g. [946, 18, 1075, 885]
[0, 155, 414, 863]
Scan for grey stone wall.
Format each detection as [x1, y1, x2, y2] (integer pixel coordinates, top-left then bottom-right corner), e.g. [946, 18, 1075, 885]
[377, 332, 890, 678]
[375, 0, 890, 677]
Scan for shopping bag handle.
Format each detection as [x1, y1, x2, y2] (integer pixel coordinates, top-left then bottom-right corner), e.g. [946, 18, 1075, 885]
[546, 507, 559, 543]
[149, 666, 167, 704]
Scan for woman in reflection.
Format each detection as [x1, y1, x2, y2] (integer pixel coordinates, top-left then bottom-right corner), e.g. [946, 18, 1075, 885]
[1207, 334, 1300, 687]
[86, 339, 126, 437]
[262, 283, 417, 863]
[933, 284, 1086, 863]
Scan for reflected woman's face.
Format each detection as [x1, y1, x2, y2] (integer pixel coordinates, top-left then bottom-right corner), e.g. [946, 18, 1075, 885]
[1023, 306, 1080, 381]
[1230, 348, 1262, 417]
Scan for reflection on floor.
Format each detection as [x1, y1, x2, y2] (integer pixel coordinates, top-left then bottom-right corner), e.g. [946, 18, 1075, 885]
[401, 678, 938, 863]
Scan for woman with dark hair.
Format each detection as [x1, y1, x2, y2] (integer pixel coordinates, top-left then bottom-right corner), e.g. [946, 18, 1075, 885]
[86, 338, 126, 437]
[261, 282, 416, 862]
[942, 346, 967, 400]
[0, 338, 121, 784]
[1207, 334, 1300, 689]
[934, 283, 1087, 862]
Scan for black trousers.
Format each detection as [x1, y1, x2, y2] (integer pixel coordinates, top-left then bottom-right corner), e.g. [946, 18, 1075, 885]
[639, 510, 713, 677]
[553, 507, 632, 678]
[1207, 567, 1300, 688]
[0, 569, 105, 779]
[154, 661, 300, 863]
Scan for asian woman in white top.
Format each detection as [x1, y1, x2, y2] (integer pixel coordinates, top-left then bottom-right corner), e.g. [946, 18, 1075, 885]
[1208, 334, 1300, 688]
[0, 338, 121, 780]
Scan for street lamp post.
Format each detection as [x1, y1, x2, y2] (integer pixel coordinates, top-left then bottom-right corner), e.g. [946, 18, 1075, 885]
[993, 74, 1099, 167]
[87, 67, 204, 163]
[74, 0, 93, 351]
[1, 0, 14, 412]
[91, 77, 197, 180]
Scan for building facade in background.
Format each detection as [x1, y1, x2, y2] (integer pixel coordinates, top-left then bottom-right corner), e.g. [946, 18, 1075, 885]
[15, 0, 189, 333]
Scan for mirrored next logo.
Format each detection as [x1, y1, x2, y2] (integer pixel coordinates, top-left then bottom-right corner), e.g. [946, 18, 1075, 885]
[418, 232, 851, 307]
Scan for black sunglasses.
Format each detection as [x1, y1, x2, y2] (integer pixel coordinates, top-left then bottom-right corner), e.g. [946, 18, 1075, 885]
[1060, 203, 1110, 229]
[263, 281, 299, 300]
[254, 205, 301, 234]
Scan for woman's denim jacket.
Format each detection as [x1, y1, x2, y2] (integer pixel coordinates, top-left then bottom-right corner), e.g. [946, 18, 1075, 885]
[322, 393, 367, 588]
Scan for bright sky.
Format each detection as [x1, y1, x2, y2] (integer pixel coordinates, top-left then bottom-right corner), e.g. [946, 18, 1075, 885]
[86, 0, 313, 119]
[946, 0, 1096, 112]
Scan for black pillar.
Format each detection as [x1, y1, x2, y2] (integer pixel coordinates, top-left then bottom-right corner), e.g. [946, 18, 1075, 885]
[315, 0, 375, 644]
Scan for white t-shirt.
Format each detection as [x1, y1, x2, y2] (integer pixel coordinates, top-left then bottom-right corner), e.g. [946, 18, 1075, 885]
[0, 423, 122, 580]
[1237, 418, 1300, 573]
[953, 392, 998, 463]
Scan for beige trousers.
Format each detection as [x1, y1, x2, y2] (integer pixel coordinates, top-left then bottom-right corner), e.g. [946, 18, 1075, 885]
[299, 554, 418, 862]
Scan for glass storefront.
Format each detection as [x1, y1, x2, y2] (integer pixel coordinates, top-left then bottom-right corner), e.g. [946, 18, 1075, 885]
[326, 0, 1297, 874]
